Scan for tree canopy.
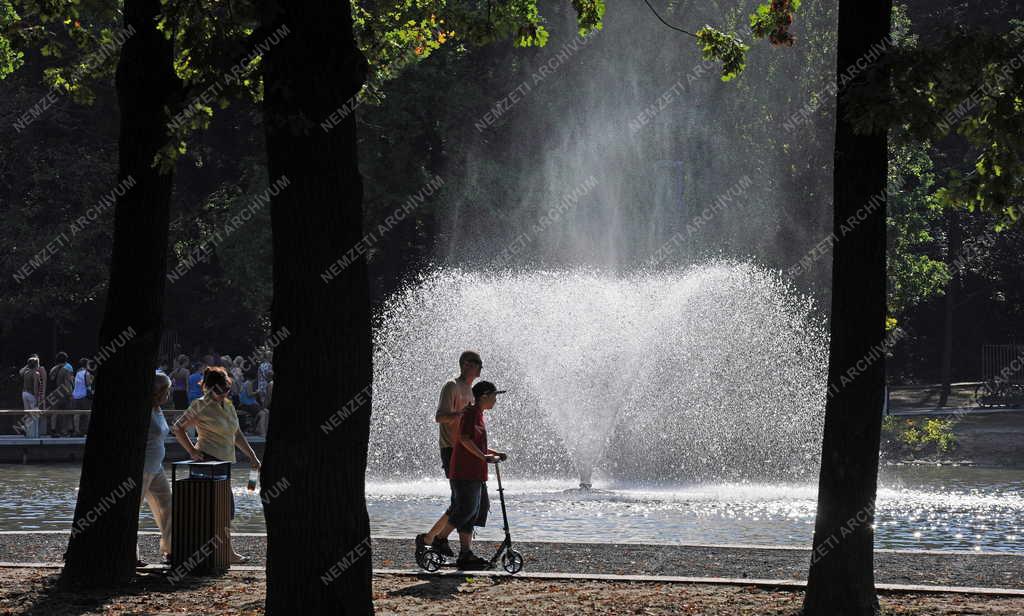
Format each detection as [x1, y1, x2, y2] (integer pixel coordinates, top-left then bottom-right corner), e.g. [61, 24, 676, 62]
[2, 0, 1023, 381]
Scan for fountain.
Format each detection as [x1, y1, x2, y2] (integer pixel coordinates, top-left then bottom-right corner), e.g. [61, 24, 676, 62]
[370, 262, 829, 485]
[367, 0, 833, 488]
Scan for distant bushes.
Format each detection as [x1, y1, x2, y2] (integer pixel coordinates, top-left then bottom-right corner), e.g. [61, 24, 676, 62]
[881, 416, 957, 458]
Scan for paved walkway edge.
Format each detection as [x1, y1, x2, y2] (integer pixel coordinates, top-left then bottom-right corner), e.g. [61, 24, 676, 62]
[2, 562, 1022, 597]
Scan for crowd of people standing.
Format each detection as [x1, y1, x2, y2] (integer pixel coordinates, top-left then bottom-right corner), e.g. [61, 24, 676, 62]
[165, 352, 274, 435]
[12, 349, 273, 438]
[15, 352, 96, 436]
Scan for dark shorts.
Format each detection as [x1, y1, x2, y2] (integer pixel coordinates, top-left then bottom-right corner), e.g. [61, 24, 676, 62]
[440, 447, 453, 477]
[447, 479, 488, 533]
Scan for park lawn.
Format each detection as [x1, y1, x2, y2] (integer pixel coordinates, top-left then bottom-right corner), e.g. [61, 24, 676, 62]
[1, 569, 1023, 614]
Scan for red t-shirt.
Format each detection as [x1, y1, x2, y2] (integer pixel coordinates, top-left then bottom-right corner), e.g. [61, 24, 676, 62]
[448, 404, 488, 481]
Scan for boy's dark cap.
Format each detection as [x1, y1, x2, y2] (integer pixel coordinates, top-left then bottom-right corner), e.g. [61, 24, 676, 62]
[472, 381, 506, 398]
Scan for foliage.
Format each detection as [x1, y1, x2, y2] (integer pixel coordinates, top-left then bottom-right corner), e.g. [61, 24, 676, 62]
[193, 160, 274, 326]
[4, 0, 607, 169]
[695, 25, 748, 81]
[570, 0, 605, 35]
[882, 5, 1024, 380]
[887, 142, 949, 324]
[881, 416, 957, 454]
[749, 0, 799, 47]
[0, 0, 24, 78]
[3, 0, 1022, 382]
[681, 1, 800, 81]
[848, 20, 1024, 223]
[350, 0, 602, 102]
[0, 67, 117, 336]
[2, 1, 123, 104]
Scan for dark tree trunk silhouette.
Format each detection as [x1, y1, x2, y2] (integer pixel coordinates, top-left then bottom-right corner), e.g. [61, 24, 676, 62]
[803, 1, 891, 614]
[62, 0, 178, 586]
[258, 1, 373, 614]
[938, 210, 961, 407]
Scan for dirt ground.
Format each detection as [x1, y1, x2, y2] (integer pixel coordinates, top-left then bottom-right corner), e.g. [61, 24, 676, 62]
[1, 568, 1022, 615]
[887, 384, 979, 409]
[11, 533, 1024, 589]
[944, 411, 1024, 466]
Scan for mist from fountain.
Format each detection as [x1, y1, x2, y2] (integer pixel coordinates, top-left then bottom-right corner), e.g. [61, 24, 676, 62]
[366, 1, 838, 488]
[371, 262, 828, 484]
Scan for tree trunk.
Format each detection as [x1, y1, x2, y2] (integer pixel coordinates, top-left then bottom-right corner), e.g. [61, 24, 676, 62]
[803, 1, 891, 614]
[61, 0, 178, 587]
[938, 210, 961, 406]
[259, 2, 373, 614]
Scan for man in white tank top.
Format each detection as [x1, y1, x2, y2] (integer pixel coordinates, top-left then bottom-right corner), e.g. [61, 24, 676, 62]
[18, 355, 46, 437]
[416, 351, 482, 558]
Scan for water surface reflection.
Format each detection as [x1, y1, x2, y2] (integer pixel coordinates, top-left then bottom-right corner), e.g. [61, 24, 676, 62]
[1, 464, 1020, 551]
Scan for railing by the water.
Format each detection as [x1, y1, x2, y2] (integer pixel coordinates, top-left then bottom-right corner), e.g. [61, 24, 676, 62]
[0, 409, 189, 438]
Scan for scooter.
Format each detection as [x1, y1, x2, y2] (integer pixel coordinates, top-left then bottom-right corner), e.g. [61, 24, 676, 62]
[417, 458, 524, 574]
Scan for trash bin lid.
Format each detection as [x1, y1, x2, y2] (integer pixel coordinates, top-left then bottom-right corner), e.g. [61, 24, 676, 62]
[172, 460, 231, 480]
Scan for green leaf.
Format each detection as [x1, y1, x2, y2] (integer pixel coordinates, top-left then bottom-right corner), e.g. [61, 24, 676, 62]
[696, 25, 749, 81]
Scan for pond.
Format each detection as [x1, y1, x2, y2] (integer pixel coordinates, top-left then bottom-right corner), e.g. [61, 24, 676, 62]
[1, 463, 1021, 552]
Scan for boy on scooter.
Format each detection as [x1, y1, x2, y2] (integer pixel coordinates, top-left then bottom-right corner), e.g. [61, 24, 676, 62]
[417, 351, 481, 559]
[416, 380, 506, 570]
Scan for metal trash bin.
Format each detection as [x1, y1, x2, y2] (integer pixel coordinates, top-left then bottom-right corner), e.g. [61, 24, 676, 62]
[170, 461, 233, 576]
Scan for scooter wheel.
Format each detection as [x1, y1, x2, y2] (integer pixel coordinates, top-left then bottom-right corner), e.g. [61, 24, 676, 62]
[501, 549, 524, 574]
[422, 550, 444, 573]
[416, 549, 438, 572]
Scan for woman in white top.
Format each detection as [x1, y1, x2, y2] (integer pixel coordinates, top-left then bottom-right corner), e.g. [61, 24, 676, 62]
[137, 372, 173, 565]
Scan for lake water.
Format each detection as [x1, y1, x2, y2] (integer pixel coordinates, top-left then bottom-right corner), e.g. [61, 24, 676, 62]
[1, 463, 1021, 551]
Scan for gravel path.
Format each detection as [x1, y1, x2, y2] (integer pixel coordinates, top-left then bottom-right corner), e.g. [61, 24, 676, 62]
[2, 532, 1021, 589]
[2, 568, 1024, 615]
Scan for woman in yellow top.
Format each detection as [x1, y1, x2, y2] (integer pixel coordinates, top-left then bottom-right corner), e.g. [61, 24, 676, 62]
[171, 365, 261, 563]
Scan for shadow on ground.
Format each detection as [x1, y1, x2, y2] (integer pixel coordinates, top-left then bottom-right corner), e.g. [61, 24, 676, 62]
[385, 574, 466, 600]
[21, 570, 212, 616]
